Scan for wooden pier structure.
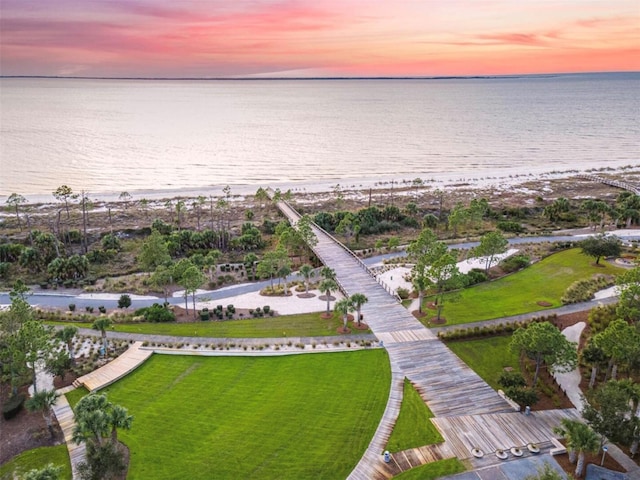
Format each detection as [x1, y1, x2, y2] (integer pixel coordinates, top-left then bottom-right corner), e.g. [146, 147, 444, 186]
[273, 196, 579, 479]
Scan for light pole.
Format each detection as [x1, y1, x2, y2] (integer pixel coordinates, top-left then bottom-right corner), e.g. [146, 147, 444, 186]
[600, 445, 608, 466]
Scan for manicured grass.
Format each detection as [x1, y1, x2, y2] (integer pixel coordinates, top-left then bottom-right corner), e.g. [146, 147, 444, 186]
[0, 445, 72, 480]
[446, 335, 518, 389]
[386, 378, 443, 452]
[393, 458, 466, 480]
[47, 311, 358, 338]
[424, 249, 622, 325]
[66, 386, 90, 409]
[99, 351, 390, 479]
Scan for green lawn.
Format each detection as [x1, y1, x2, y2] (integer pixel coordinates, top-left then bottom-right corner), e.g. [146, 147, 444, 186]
[48, 311, 361, 338]
[0, 445, 72, 480]
[425, 248, 622, 325]
[92, 351, 390, 479]
[446, 335, 518, 389]
[386, 378, 443, 452]
[66, 386, 90, 409]
[393, 458, 465, 480]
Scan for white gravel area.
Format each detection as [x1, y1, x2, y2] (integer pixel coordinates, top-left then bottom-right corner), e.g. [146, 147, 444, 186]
[194, 288, 345, 315]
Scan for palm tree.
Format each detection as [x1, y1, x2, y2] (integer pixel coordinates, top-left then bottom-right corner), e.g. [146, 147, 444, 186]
[92, 317, 112, 354]
[25, 389, 60, 438]
[278, 264, 292, 295]
[319, 266, 336, 281]
[553, 419, 599, 477]
[334, 297, 354, 332]
[350, 293, 368, 326]
[56, 325, 78, 365]
[73, 393, 132, 448]
[109, 405, 133, 444]
[319, 279, 338, 317]
[298, 264, 315, 295]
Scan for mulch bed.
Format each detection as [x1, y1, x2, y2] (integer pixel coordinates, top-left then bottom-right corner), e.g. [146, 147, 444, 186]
[552, 439, 625, 478]
[0, 387, 65, 465]
[350, 322, 370, 330]
[318, 295, 336, 301]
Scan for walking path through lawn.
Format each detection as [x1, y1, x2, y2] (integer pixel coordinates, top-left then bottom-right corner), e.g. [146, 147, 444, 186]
[50, 388, 85, 479]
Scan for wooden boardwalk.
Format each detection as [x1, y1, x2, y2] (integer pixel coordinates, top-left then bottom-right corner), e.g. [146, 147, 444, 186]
[432, 409, 581, 466]
[51, 393, 86, 479]
[276, 199, 513, 418]
[577, 174, 640, 195]
[274, 198, 595, 478]
[73, 341, 153, 392]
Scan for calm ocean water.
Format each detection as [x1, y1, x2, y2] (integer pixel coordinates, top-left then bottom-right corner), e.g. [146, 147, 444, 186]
[1, 73, 638, 200]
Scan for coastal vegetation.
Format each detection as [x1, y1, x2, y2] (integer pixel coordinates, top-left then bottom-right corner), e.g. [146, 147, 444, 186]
[1, 174, 639, 477]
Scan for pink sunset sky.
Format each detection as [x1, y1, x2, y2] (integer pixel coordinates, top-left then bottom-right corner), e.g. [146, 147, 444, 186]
[1, 0, 638, 78]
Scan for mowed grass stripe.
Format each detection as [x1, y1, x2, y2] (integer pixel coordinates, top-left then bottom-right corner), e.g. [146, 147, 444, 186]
[101, 351, 390, 480]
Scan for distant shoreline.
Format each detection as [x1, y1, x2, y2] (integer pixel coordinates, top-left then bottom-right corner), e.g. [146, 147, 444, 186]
[2, 164, 637, 206]
[2, 71, 637, 81]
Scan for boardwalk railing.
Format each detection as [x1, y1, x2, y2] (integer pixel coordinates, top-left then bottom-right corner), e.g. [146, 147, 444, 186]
[577, 174, 640, 195]
[272, 192, 402, 302]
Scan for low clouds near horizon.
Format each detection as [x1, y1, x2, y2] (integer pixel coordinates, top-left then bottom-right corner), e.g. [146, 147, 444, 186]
[1, 0, 638, 77]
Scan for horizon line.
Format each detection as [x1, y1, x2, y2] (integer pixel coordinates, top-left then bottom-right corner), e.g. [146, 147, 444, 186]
[1, 70, 638, 81]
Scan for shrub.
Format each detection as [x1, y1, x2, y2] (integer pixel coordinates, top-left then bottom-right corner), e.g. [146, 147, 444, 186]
[68, 303, 76, 312]
[263, 306, 270, 314]
[85, 306, 94, 313]
[2, 394, 25, 420]
[504, 387, 538, 408]
[500, 255, 530, 273]
[561, 275, 615, 305]
[396, 287, 410, 299]
[144, 303, 176, 323]
[498, 371, 526, 389]
[496, 221, 524, 233]
[118, 294, 132, 309]
[465, 269, 488, 285]
[98, 306, 106, 314]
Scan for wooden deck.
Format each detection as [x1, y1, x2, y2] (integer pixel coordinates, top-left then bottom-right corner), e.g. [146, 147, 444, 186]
[432, 409, 581, 467]
[274, 198, 525, 479]
[51, 394, 86, 479]
[74, 341, 153, 392]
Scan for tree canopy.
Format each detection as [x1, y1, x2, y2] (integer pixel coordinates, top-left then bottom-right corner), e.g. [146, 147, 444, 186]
[473, 230, 508, 273]
[579, 233, 622, 265]
[510, 321, 577, 386]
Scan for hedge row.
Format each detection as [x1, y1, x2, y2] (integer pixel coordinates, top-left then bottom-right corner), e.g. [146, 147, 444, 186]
[438, 314, 558, 341]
